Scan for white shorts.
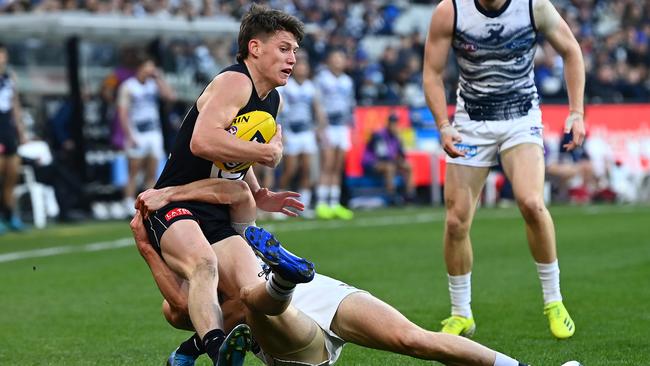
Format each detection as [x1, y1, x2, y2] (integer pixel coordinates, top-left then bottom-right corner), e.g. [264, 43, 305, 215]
[446, 115, 544, 167]
[324, 125, 351, 152]
[257, 274, 365, 366]
[126, 130, 164, 160]
[284, 130, 318, 156]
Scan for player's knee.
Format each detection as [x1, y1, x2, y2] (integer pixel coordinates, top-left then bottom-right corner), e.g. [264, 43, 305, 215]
[394, 328, 429, 357]
[517, 196, 546, 219]
[189, 255, 218, 280]
[445, 213, 471, 238]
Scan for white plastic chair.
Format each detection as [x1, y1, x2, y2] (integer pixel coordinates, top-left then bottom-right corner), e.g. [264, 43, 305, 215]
[13, 165, 59, 229]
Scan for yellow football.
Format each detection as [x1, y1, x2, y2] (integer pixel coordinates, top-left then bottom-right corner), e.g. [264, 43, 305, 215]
[213, 110, 277, 172]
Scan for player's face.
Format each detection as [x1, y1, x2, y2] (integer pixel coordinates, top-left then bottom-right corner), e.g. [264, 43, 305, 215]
[293, 62, 309, 81]
[327, 51, 346, 75]
[259, 30, 299, 86]
[138, 60, 156, 79]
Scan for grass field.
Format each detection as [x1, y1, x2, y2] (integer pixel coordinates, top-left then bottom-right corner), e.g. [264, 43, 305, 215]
[1, 205, 649, 365]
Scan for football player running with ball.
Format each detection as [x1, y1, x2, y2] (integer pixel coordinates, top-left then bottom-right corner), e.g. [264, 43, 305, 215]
[141, 5, 309, 366]
[423, 0, 584, 339]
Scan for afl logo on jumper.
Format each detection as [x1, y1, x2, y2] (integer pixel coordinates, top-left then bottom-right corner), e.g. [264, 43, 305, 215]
[165, 208, 193, 221]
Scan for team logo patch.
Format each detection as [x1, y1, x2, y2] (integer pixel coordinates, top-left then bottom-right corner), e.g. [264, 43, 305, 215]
[454, 143, 478, 158]
[459, 42, 478, 52]
[530, 126, 543, 137]
[165, 208, 193, 221]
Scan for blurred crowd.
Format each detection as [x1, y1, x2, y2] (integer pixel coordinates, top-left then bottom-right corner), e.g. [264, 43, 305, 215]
[3, 0, 650, 104]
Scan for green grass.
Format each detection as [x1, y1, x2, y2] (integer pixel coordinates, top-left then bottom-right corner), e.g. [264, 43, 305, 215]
[1, 205, 649, 365]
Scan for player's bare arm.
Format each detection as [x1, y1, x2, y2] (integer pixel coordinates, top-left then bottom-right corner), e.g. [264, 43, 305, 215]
[192, 71, 281, 166]
[153, 68, 176, 102]
[130, 211, 187, 313]
[534, 0, 586, 150]
[423, 0, 464, 158]
[136, 177, 303, 218]
[10, 71, 25, 143]
[116, 82, 134, 147]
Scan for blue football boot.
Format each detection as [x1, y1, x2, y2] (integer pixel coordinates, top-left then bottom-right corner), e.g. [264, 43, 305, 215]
[166, 348, 195, 366]
[244, 226, 315, 284]
[9, 215, 25, 231]
[216, 324, 252, 366]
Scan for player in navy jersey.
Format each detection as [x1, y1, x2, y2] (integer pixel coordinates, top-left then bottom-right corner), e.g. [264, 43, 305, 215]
[141, 5, 307, 365]
[424, 0, 584, 340]
[0, 43, 26, 234]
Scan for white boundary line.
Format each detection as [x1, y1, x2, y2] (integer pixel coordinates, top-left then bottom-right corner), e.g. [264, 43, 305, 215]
[0, 238, 133, 263]
[2, 205, 640, 264]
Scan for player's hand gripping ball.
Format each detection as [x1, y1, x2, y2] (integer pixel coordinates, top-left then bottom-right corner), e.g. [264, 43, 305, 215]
[213, 110, 277, 172]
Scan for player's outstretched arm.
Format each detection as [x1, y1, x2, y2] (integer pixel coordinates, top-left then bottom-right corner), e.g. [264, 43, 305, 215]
[136, 177, 303, 220]
[191, 72, 282, 166]
[136, 179, 254, 214]
[534, 0, 585, 151]
[423, 0, 464, 158]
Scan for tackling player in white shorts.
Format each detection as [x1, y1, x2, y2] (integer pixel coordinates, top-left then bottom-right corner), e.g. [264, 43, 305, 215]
[131, 178, 565, 366]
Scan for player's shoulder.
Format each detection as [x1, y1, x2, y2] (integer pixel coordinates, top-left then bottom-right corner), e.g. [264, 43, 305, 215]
[426, 0, 455, 37]
[433, 0, 455, 17]
[206, 71, 253, 97]
[121, 76, 138, 88]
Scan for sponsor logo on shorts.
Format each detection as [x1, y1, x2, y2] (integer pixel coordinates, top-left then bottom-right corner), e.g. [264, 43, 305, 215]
[164, 208, 193, 221]
[530, 126, 543, 137]
[454, 143, 478, 158]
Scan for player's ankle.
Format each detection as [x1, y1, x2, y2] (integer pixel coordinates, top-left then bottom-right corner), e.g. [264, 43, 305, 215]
[203, 328, 226, 363]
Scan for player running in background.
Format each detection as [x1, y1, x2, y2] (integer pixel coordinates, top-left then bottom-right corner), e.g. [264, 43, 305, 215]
[117, 52, 175, 214]
[423, 0, 584, 339]
[314, 49, 355, 220]
[277, 51, 326, 218]
[0, 42, 26, 233]
[132, 181, 542, 366]
[141, 5, 307, 365]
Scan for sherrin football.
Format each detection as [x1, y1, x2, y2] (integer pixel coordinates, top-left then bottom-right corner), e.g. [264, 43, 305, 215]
[213, 110, 277, 172]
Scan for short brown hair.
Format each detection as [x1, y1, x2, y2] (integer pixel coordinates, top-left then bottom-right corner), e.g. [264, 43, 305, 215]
[236, 4, 305, 63]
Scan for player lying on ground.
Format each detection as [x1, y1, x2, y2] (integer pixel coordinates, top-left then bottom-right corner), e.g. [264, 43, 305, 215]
[133, 179, 538, 366]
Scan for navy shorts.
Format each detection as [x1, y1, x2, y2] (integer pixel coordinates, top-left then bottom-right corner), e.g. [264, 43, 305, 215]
[0, 114, 19, 156]
[144, 200, 239, 255]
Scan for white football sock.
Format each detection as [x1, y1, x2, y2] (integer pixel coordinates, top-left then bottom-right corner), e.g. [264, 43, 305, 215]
[265, 273, 296, 301]
[316, 185, 329, 205]
[448, 273, 473, 318]
[329, 185, 341, 206]
[536, 260, 562, 305]
[299, 189, 312, 208]
[494, 352, 521, 366]
[231, 221, 256, 237]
